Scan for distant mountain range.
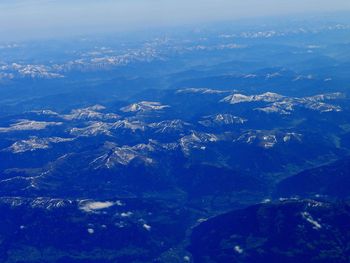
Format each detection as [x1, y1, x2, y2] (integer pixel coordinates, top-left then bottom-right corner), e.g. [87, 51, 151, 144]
[0, 15, 350, 262]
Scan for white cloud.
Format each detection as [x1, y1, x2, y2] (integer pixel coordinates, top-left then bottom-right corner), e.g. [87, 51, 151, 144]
[234, 245, 244, 254]
[80, 201, 115, 212]
[120, 211, 133, 217]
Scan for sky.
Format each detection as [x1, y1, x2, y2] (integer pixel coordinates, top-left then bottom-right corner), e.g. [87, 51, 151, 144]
[1, 0, 350, 41]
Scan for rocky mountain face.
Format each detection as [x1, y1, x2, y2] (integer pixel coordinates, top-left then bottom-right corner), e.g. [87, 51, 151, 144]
[0, 197, 192, 263]
[189, 200, 350, 263]
[275, 157, 350, 199]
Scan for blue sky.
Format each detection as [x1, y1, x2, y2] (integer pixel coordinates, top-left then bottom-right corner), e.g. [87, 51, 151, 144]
[1, 0, 350, 40]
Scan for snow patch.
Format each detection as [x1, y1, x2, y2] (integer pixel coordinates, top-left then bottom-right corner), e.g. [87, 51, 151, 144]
[143, 223, 151, 231]
[302, 212, 322, 230]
